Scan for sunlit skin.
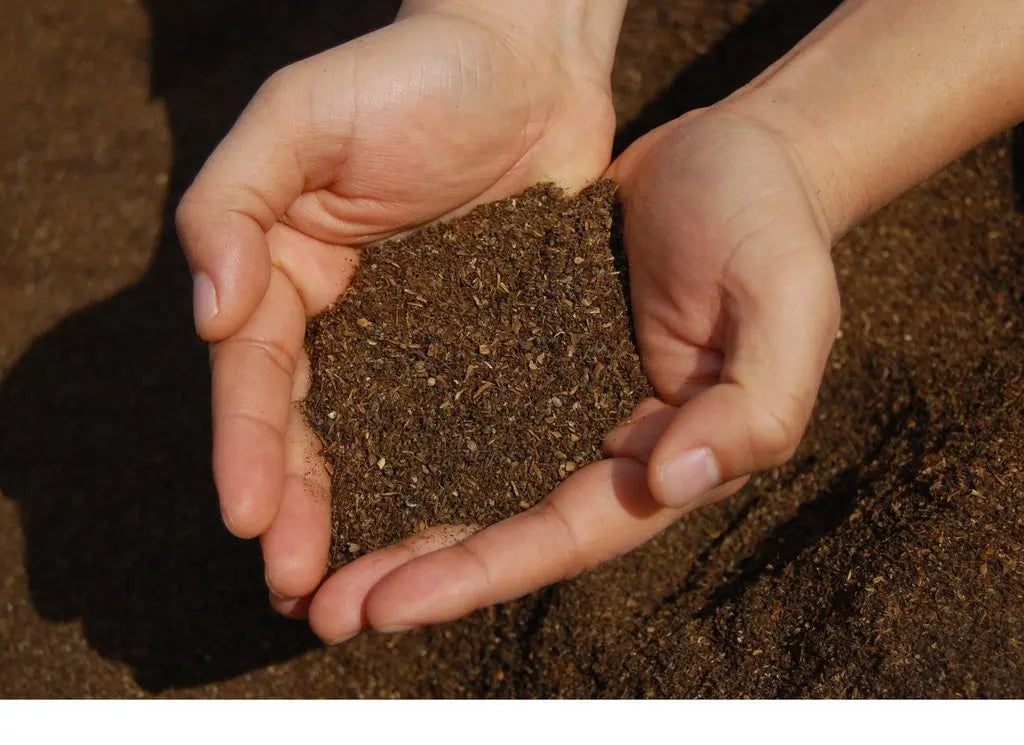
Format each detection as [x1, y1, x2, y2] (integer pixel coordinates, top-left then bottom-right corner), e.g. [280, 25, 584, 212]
[176, 0, 1024, 642]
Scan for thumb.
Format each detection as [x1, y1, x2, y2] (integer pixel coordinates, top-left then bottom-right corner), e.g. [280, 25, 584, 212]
[647, 247, 840, 508]
[175, 71, 307, 342]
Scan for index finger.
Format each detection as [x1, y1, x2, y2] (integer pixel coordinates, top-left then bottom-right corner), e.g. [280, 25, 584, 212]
[358, 458, 683, 630]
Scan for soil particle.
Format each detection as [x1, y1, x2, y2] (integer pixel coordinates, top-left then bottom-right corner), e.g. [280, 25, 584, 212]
[2, 0, 1022, 699]
[303, 182, 653, 564]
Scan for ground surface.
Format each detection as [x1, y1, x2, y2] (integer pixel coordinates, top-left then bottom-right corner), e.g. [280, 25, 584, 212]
[1, 0, 1022, 698]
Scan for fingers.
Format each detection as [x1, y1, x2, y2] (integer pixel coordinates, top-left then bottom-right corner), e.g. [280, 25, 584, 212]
[260, 361, 331, 599]
[359, 459, 685, 630]
[176, 72, 307, 342]
[646, 248, 840, 508]
[309, 525, 479, 644]
[257, 230, 361, 604]
[176, 204, 273, 343]
[605, 400, 751, 499]
[309, 458, 748, 640]
[603, 398, 677, 461]
[213, 223, 359, 541]
[270, 591, 312, 620]
[211, 268, 306, 537]
[635, 343, 722, 405]
[267, 223, 360, 316]
[602, 347, 721, 462]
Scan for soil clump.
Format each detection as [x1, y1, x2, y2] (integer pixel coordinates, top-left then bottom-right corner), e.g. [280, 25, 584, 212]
[303, 181, 653, 564]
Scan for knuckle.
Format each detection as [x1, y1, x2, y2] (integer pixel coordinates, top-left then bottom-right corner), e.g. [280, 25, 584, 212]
[453, 541, 492, 587]
[256, 69, 287, 99]
[749, 394, 807, 466]
[255, 65, 300, 108]
[174, 190, 201, 242]
[216, 334, 296, 380]
[533, 500, 588, 576]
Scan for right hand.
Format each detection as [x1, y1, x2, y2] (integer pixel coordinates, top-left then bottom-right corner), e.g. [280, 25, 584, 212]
[309, 107, 843, 645]
[602, 109, 841, 503]
[175, 0, 623, 612]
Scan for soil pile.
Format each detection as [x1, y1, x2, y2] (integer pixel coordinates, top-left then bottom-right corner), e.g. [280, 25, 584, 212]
[1, 0, 1022, 699]
[303, 182, 653, 564]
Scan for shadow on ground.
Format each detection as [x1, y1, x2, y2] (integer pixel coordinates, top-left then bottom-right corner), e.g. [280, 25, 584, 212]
[0, 0, 398, 692]
[0, 0, 842, 692]
[613, 0, 840, 154]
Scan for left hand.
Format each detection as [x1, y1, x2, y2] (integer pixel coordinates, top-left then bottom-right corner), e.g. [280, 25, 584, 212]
[308, 107, 842, 643]
[176, 0, 628, 629]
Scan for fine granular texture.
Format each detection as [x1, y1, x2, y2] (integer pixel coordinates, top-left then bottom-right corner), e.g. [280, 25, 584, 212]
[303, 181, 654, 564]
[3, 0, 1023, 700]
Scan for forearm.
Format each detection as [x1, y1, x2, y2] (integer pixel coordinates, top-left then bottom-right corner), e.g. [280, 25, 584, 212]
[724, 0, 1024, 241]
[397, 0, 628, 75]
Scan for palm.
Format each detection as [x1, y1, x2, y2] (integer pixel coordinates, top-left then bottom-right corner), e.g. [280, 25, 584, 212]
[612, 113, 835, 408]
[299, 114, 842, 643]
[180, 10, 616, 612]
[279, 13, 615, 249]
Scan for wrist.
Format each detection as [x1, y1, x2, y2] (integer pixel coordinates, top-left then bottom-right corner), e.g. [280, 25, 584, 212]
[715, 0, 1024, 244]
[717, 87, 867, 246]
[397, 0, 627, 78]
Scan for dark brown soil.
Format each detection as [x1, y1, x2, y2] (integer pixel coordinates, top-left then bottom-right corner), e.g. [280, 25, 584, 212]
[303, 182, 652, 564]
[1, 0, 1022, 698]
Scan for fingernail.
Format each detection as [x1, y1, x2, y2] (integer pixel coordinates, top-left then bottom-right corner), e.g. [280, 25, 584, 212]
[324, 629, 360, 646]
[265, 569, 282, 599]
[376, 624, 415, 634]
[658, 447, 721, 507]
[193, 272, 219, 328]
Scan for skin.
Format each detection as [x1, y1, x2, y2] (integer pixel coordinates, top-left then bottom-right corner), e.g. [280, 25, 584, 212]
[176, 0, 1024, 642]
[177, 0, 628, 616]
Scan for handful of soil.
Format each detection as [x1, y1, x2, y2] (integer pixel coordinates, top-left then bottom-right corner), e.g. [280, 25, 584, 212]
[303, 181, 654, 566]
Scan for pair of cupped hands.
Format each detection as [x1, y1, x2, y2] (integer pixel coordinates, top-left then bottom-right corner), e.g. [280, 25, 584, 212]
[176, 4, 840, 644]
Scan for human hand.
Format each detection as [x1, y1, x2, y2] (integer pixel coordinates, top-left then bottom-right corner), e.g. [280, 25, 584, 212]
[306, 107, 840, 643]
[176, 0, 626, 612]
[601, 109, 840, 504]
[306, 0, 1024, 643]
